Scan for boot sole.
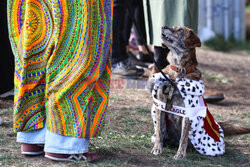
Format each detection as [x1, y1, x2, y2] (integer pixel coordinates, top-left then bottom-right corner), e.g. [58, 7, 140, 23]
[21, 151, 44, 155]
[45, 154, 75, 162]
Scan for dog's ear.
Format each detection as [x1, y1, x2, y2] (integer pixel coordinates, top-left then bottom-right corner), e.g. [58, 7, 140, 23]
[183, 49, 198, 67]
[184, 30, 201, 49]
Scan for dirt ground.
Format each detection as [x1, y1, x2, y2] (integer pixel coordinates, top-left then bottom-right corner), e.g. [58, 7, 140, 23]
[0, 47, 250, 166]
[197, 48, 250, 120]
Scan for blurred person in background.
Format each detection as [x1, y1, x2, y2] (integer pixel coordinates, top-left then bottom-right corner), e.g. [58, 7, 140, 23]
[123, 0, 154, 64]
[0, 1, 14, 99]
[112, 0, 150, 78]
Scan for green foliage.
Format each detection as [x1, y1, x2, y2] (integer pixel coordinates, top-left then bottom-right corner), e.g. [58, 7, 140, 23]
[204, 36, 250, 52]
[246, 5, 250, 12]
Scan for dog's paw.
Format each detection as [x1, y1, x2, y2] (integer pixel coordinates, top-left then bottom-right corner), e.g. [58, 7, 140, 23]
[151, 134, 156, 143]
[151, 147, 162, 155]
[151, 143, 163, 155]
[173, 152, 186, 160]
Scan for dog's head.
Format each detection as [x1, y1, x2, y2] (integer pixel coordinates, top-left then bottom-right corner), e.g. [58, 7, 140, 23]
[161, 26, 201, 51]
[161, 26, 201, 67]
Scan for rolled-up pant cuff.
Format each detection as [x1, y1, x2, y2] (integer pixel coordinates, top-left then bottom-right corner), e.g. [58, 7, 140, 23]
[17, 125, 89, 154]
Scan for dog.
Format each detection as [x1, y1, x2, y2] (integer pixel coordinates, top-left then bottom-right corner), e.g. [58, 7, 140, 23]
[150, 26, 250, 159]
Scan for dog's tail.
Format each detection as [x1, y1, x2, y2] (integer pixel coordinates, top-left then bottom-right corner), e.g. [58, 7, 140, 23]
[219, 121, 250, 136]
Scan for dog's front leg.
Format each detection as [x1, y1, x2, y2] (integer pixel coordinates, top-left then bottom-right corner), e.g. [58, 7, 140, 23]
[151, 108, 164, 155]
[174, 117, 190, 159]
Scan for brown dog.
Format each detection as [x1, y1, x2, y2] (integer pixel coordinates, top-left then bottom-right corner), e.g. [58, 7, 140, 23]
[151, 26, 200, 159]
[150, 26, 250, 159]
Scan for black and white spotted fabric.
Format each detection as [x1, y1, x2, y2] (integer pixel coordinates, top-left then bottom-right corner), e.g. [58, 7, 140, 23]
[150, 73, 225, 156]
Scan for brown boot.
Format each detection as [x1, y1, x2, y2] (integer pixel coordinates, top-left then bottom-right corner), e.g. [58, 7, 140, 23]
[204, 88, 224, 103]
[21, 143, 44, 155]
[45, 152, 100, 162]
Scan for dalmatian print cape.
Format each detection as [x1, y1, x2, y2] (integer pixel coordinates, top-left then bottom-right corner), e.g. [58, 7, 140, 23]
[150, 73, 225, 156]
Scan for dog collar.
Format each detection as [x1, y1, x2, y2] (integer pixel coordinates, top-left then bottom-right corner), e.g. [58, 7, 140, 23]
[170, 65, 195, 74]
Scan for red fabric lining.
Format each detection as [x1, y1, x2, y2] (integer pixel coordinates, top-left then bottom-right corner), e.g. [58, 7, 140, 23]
[203, 98, 220, 142]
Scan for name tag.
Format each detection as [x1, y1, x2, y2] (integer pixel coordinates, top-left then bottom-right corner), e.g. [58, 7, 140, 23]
[153, 96, 207, 118]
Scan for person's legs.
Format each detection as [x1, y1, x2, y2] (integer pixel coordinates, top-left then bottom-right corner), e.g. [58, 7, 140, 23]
[129, 0, 153, 63]
[10, 0, 112, 161]
[112, 0, 128, 65]
[133, 0, 146, 47]
[135, 0, 154, 62]
[123, 3, 133, 50]
[112, 0, 144, 78]
[122, 0, 150, 65]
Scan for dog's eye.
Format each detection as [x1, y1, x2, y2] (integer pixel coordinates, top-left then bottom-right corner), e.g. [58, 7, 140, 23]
[178, 29, 184, 33]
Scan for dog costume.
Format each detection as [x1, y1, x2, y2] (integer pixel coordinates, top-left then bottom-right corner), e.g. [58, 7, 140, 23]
[151, 73, 225, 156]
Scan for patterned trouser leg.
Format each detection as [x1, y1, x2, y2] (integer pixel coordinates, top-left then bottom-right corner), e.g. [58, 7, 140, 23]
[8, 0, 113, 138]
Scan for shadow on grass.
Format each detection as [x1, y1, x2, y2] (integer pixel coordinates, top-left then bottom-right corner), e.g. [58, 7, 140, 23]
[209, 100, 250, 107]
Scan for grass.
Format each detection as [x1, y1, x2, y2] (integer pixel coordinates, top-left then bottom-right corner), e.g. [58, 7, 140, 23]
[0, 90, 250, 166]
[109, 96, 126, 101]
[134, 106, 151, 114]
[0, 154, 17, 166]
[246, 5, 250, 12]
[202, 71, 233, 83]
[203, 36, 250, 52]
